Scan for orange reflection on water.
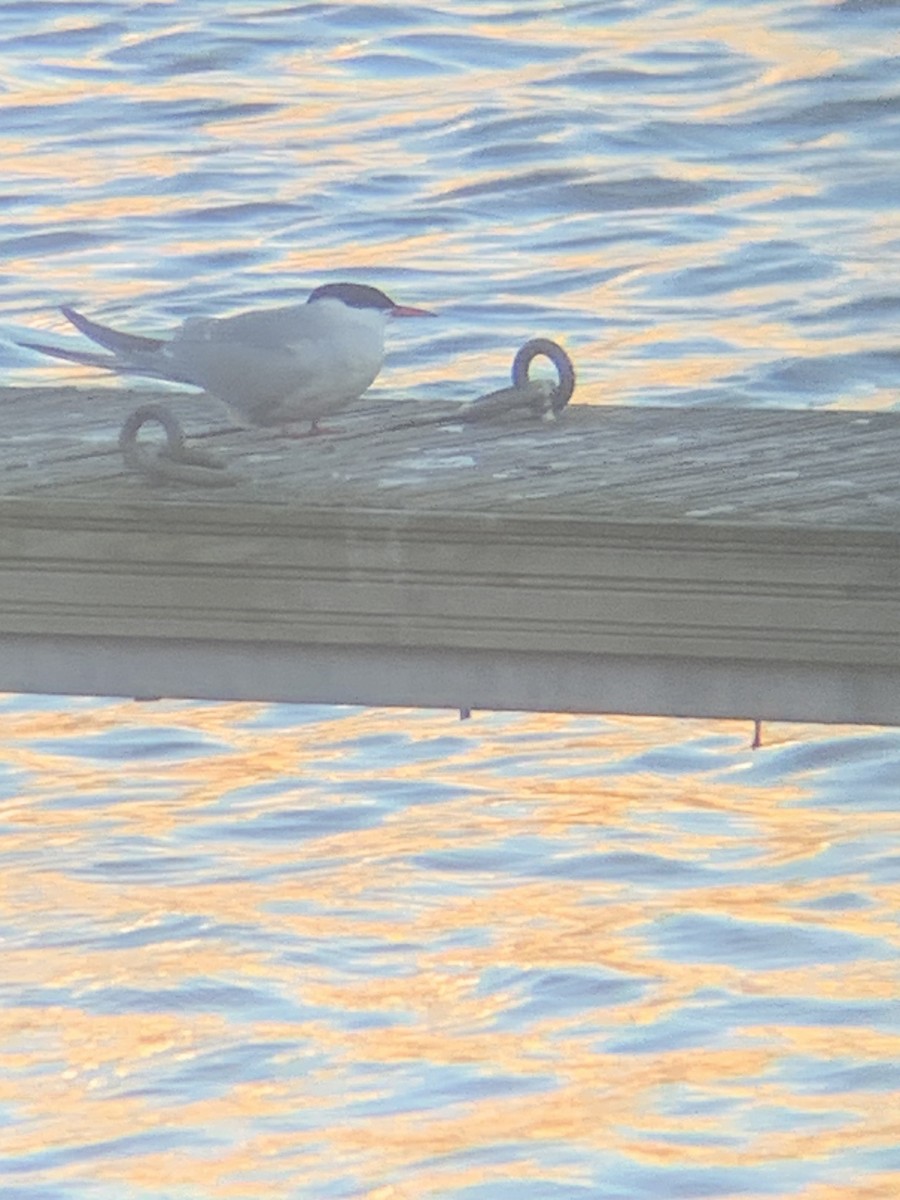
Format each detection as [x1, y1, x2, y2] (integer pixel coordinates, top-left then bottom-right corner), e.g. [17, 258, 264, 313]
[1, 699, 898, 1197]
[6, 0, 894, 419]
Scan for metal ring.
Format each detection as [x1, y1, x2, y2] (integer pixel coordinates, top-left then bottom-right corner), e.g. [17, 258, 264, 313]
[119, 403, 238, 486]
[119, 404, 186, 472]
[511, 338, 576, 414]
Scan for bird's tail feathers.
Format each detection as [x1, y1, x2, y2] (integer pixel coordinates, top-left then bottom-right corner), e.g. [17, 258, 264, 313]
[16, 340, 123, 371]
[17, 338, 175, 381]
[60, 306, 165, 355]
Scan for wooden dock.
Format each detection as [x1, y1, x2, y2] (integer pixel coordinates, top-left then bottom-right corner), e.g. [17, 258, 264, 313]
[0, 383, 898, 725]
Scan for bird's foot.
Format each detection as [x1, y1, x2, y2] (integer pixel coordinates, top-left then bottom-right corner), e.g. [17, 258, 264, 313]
[278, 420, 345, 438]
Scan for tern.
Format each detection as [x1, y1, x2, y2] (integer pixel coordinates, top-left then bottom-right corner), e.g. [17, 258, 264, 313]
[18, 281, 436, 433]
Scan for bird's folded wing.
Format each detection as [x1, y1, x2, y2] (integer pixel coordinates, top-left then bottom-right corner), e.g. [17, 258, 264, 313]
[172, 305, 311, 351]
[162, 337, 324, 406]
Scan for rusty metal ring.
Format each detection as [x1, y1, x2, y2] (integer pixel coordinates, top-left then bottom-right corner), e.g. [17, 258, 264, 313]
[119, 404, 185, 468]
[119, 403, 238, 486]
[511, 338, 576, 414]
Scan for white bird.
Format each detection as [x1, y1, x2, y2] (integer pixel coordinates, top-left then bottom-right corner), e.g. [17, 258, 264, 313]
[19, 281, 436, 434]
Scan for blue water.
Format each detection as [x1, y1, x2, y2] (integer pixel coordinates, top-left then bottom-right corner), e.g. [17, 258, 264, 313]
[1, 2, 899, 1198]
[1, 700, 899, 1200]
[3, 0, 900, 411]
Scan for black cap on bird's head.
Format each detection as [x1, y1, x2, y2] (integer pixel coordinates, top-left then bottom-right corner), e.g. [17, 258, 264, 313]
[307, 281, 435, 318]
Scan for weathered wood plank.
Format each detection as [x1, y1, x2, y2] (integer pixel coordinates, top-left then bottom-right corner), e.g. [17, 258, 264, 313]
[0, 386, 897, 722]
[0, 386, 898, 525]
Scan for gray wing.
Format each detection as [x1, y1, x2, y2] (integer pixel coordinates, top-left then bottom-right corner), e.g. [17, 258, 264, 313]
[163, 307, 352, 421]
[163, 339, 323, 408]
[173, 304, 316, 351]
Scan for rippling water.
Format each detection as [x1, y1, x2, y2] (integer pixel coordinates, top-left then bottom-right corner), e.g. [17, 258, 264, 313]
[1, 2, 899, 1197]
[2, 700, 899, 1199]
[3, 0, 899, 409]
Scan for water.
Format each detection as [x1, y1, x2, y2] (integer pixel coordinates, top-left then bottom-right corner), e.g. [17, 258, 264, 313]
[1, 2, 899, 1197]
[3, 700, 900, 1199]
[3, 1, 899, 410]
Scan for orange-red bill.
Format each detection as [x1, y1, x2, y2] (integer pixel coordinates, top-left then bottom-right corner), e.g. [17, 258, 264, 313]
[390, 304, 437, 318]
